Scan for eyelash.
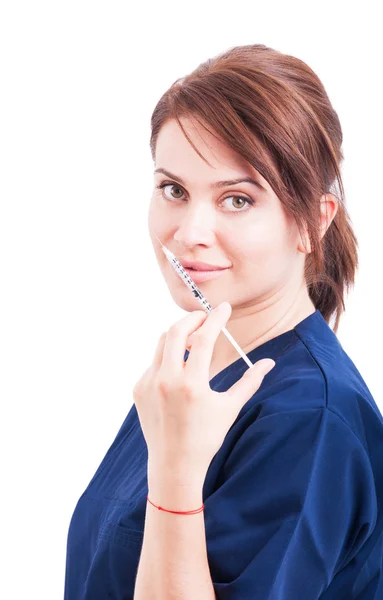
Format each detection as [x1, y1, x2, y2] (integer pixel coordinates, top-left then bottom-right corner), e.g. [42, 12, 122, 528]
[155, 182, 255, 214]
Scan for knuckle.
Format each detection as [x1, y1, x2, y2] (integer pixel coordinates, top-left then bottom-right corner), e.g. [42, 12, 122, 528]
[180, 378, 195, 398]
[168, 323, 182, 339]
[156, 376, 170, 395]
[133, 379, 144, 399]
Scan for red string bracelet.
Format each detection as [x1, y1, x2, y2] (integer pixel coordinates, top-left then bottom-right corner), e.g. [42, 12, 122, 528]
[146, 494, 204, 515]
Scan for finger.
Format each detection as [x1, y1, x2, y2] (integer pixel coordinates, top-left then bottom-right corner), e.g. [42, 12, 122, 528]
[184, 301, 232, 380]
[186, 332, 195, 349]
[226, 358, 276, 400]
[151, 331, 168, 372]
[161, 309, 209, 376]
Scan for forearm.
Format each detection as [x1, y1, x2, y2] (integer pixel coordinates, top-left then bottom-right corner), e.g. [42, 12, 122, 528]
[133, 475, 215, 600]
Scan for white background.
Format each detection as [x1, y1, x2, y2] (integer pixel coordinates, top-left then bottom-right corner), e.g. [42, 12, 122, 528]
[1, 1, 382, 597]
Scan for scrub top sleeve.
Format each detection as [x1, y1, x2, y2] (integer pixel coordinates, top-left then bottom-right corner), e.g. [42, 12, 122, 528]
[204, 407, 377, 600]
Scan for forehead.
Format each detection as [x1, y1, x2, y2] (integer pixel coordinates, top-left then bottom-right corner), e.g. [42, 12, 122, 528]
[155, 117, 269, 189]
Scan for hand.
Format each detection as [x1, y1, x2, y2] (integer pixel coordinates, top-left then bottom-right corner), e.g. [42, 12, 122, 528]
[133, 301, 276, 486]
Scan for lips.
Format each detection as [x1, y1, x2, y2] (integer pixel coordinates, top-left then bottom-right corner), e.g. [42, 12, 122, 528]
[180, 259, 229, 271]
[183, 267, 229, 283]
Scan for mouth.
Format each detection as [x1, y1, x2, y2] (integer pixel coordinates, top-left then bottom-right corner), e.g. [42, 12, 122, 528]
[180, 259, 230, 271]
[183, 266, 230, 282]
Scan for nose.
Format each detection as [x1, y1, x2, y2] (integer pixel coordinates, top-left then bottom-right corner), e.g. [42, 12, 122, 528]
[173, 204, 217, 248]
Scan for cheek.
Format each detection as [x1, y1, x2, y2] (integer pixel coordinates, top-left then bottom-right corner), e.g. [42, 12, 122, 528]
[148, 193, 177, 233]
[147, 196, 157, 234]
[147, 199, 166, 267]
[231, 212, 295, 277]
[230, 218, 281, 260]
[148, 196, 166, 242]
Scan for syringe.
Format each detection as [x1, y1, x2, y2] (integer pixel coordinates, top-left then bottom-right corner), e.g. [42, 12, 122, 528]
[155, 236, 254, 370]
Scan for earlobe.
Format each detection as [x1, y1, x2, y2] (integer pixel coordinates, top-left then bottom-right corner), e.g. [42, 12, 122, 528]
[297, 225, 311, 254]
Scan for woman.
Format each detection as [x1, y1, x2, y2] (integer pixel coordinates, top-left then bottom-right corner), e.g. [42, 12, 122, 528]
[64, 44, 383, 599]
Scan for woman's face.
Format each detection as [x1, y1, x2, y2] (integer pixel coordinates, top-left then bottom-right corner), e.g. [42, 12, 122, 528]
[148, 117, 304, 313]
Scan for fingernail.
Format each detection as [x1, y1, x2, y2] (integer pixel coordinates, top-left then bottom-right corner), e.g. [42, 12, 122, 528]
[219, 301, 231, 312]
[261, 359, 276, 373]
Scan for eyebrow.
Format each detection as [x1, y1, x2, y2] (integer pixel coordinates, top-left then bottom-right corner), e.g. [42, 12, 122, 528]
[154, 168, 266, 192]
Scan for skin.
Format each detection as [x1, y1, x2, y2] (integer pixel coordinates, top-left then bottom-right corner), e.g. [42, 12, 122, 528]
[147, 116, 338, 381]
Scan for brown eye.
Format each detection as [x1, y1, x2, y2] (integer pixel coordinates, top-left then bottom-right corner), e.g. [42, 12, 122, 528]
[221, 195, 255, 213]
[231, 197, 246, 209]
[157, 183, 184, 199]
[156, 182, 255, 215]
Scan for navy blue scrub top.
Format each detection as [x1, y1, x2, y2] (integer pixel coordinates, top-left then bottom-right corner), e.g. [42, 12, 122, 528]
[64, 309, 383, 599]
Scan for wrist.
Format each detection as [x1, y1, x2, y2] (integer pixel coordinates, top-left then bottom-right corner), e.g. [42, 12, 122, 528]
[147, 458, 206, 489]
[147, 461, 205, 511]
[147, 483, 204, 513]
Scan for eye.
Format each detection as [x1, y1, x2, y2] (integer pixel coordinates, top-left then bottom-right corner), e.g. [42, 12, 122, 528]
[157, 182, 185, 200]
[222, 195, 255, 213]
[156, 182, 255, 214]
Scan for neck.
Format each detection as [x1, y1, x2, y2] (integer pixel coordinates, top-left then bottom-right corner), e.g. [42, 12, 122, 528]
[209, 283, 316, 380]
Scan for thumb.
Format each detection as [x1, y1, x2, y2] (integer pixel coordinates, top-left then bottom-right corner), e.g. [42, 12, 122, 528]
[227, 358, 276, 400]
[255, 358, 276, 375]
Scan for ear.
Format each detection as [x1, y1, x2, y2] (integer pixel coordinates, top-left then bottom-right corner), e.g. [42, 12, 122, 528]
[297, 193, 339, 253]
[318, 193, 339, 240]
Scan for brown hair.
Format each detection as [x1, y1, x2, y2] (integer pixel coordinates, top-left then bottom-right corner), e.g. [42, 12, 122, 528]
[149, 44, 358, 333]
